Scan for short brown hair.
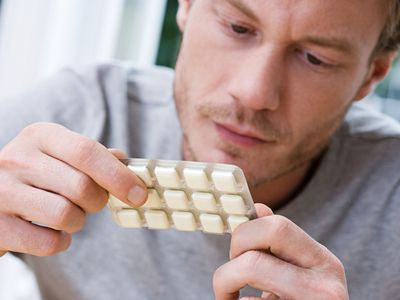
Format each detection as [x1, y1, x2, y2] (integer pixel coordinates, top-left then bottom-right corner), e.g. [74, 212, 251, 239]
[374, 0, 400, 55]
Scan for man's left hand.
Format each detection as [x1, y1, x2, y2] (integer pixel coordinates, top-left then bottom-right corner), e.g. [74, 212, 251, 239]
[213, 204, 349, 300]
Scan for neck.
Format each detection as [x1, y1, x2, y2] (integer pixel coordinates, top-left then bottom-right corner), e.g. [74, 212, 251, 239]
[251, 156, 321, 210]
[182, 137, 323, 211]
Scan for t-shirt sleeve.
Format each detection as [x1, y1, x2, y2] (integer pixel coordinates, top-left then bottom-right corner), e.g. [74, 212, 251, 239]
[0, 67, 107, 149]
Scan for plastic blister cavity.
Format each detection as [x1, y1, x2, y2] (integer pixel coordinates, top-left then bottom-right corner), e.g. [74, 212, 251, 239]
[108, 159, 257, 234]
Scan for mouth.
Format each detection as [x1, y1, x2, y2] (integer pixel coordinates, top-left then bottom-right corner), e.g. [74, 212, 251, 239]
[214, 122, 273, 147]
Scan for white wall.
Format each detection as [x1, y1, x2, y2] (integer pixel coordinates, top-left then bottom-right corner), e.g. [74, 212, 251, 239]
[0, 1, 167, 299]
[0, 0, 167, 99]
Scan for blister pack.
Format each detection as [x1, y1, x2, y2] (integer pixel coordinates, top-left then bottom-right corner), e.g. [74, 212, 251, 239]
[108, 159, 257, 234]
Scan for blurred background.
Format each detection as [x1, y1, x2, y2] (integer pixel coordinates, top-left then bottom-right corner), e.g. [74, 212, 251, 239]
[0, 0, 181, 100]
[0, 0, 180, 299]
[0, 0, 399, 299]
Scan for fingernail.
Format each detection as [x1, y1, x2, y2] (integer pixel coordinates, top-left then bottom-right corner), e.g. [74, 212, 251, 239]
[127, 186, 147, 206]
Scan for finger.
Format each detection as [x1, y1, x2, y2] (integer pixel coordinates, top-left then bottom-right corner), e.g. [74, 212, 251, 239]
[214, 250, 306, 300]
[24, 123, 147, 206]
[0, 213, 71, 256]
[108, 148, 128, 159]
[0, 183, 86, 234]
[241, 295, 279, 300]
[255, 203, 274, 218]
[261, 292, 280, 300]
[230, 215, 328, 268]
[0, 250, 6, 257]
[16, 152, 109, 213]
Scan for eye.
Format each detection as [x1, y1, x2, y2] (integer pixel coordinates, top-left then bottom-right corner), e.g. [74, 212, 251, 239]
[231, 24, 250, 35]
[306, 53, 324, 66]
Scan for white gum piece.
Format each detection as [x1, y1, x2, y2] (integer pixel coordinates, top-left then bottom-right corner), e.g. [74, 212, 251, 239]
[129, 165, 153, 186]
[220, 194, 247, 215]
[154, 166, 181, 188]
[142, 189, 162, 209]
[116, 209, 142, 228]
[164, 190, 190, 210]
[228, 215, 249, 232]
[211, 171, 238, 193]
[109, 194, 132, 208]
[144, 210, 170, 229]
[183, 168, 209, 190]
[200, 213, 225, 234]
[191, 192, 218, 213]
[172, 212, 197, 231]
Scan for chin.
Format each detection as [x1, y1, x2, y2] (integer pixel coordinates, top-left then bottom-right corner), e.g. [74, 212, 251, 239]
[194, 148, 229, 163]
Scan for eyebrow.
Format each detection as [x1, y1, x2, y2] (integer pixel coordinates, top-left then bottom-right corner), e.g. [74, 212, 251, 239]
[225, 0, 260, 22]
[302, 36, 355, 54]
[223, 0, 355, 55]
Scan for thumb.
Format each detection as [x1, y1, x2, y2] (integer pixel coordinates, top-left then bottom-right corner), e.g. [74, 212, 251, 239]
[255, 203, 274, 218]
[261, 291, 280, 299]
[108, 148, 128, 160]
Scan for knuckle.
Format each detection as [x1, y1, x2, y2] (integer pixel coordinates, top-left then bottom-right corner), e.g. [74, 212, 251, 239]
[212, 265, 225, 292]
[329, 255, 347, 279]
[67, 216, 85, 233]
[74, 137, 99, 166]
[230, 228, 246, 256]
[241, 250, 264, 272]
[270, 215, 291, 236]
[20, 122, 43, 136]
[0, 145, 28, 170]
[74, 174, 93, 199]
[52, 199, 76, 229]
[323, 281, 348, 300]
[38, 232, 69, 256]
[20, 122, 54, 138]
[90, 191, 108, 213]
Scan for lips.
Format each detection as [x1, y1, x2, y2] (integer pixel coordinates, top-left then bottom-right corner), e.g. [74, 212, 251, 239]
[215, 122, 271, 147]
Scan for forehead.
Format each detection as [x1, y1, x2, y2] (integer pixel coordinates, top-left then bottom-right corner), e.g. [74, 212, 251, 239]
[219, 0, 387, 53]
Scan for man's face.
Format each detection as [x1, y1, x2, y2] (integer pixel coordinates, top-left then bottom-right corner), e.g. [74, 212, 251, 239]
[174, 0, 389, 187]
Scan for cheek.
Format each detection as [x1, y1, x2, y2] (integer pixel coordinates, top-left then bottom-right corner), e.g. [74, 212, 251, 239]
[284, 64, 361, 144]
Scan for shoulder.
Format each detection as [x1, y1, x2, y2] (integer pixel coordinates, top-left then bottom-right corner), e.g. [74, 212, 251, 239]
[339, 102, 400, 156]
[335, 101, 400, 192]
[342, 101, 400, 140]
[125, 63, 175, 105]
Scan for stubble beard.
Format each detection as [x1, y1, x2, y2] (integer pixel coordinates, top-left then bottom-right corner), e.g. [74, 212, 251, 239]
[174, 59, 350, 190]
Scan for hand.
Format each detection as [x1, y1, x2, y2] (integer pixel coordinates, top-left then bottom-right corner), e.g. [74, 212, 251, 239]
[0, 122, 147, 257]
[213, 204, 349, 300]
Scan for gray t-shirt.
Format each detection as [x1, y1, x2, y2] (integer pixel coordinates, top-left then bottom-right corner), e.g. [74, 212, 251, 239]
[1, 63, 400, 300]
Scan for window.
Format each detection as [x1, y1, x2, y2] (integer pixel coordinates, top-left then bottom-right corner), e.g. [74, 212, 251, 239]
[157, 0, 181, 68]
[373, 57, 400, 120]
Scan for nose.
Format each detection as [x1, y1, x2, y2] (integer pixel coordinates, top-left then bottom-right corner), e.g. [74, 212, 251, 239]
[227, 47, 283, 111]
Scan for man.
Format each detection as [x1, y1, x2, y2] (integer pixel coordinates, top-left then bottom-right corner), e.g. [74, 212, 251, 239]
[0, 0, 399, 299]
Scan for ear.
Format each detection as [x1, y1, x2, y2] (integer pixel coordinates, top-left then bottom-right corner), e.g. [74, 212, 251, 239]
[176, 0, 193, 32]
[354, 51, 398, 100]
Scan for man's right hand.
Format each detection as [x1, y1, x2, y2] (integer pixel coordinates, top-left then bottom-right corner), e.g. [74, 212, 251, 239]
[0, 122, 147, 257]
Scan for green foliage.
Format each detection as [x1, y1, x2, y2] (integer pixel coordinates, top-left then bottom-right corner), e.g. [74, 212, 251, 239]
[157, 0, 181, 68]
